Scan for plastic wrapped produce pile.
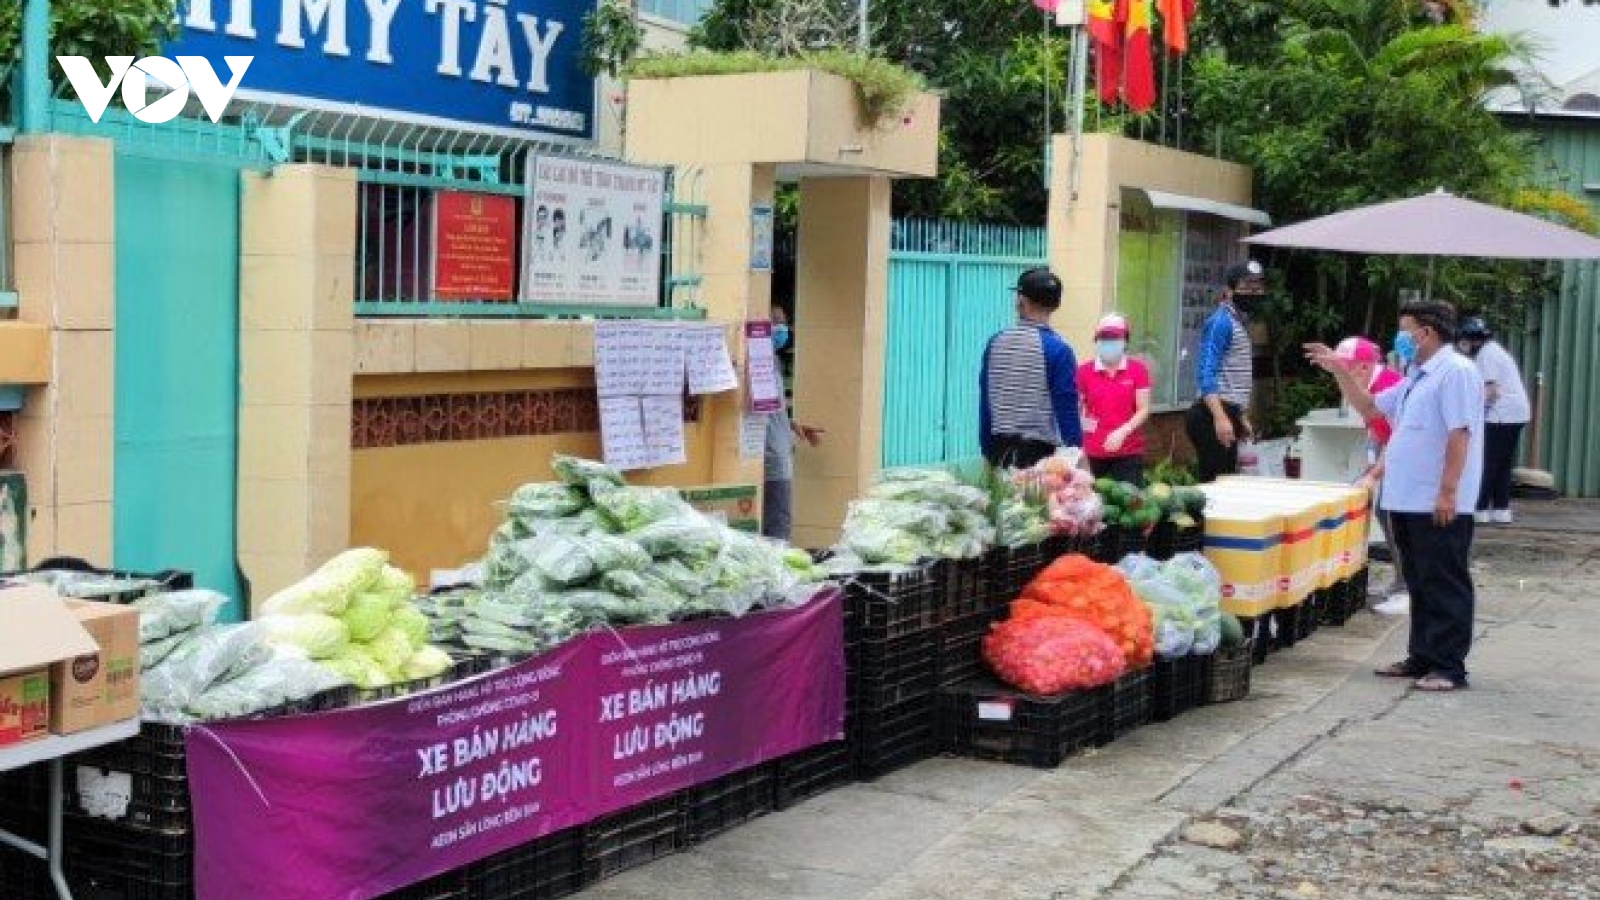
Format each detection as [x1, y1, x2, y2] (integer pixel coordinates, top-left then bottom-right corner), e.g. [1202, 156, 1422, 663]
[829, 468, 996, 568]
[1010, 451, 1103, 538]
[257, 548, 455, 690]
[1116, 553, 1224, 657]
[449, 455, 827, 659]
[135, 591, 347, 722]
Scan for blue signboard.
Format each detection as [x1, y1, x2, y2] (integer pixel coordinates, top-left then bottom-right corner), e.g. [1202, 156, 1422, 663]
[165, 0, 598, 141]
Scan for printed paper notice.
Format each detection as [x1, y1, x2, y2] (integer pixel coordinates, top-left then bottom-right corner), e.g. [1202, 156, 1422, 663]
[641, 396, 687, 468]
[641, 327, 687, 396]
[599, 397, 649, 470]
[745, 321, 784, 414]
[685, 325, 738, 395]
[740, 414, 768, 460]
[595, 321, 647, 397]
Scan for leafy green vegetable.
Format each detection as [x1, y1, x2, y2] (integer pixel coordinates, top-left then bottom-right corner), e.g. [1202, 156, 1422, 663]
[260, 613, 350, 660]
[507, 482, 588, 520]
[260, 548, 388, 617]
[552, 455, 624, 488]
[590, 483, 694, 532]
[341, 592, 394, 643]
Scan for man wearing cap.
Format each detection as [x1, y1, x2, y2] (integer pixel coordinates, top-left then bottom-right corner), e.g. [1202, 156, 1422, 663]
[980, 268, 1084, 469]
[1186, 261, 1264, 481]
[1077, 314, 1152, 485]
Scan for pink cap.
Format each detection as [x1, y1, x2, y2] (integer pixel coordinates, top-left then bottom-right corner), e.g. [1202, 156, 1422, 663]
[1335, 337, 1382, 364]
[1095, 313, 1130, 339]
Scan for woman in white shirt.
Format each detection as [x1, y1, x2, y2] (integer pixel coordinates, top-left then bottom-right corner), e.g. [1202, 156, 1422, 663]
[1458, 317, 1530, 524]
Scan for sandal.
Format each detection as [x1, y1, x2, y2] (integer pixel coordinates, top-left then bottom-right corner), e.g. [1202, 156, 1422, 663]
[1413, 673, 1467, 692]
[1375, 660, 1426, 678]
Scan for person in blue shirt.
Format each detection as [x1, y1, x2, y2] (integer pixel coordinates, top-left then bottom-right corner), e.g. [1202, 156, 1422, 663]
[979, 268, 1083, 469]
[1185, 261, 1264, 481]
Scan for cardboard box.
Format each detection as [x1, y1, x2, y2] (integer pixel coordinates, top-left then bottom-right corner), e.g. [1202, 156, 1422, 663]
[0, 584, 97, 747]
[0, 668, 50, 746]
[680, 484, 761, 534]
[51, 600, 140, 735]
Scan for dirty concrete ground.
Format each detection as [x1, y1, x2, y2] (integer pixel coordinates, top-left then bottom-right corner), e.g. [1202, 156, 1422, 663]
[575, 506, 1600, 900]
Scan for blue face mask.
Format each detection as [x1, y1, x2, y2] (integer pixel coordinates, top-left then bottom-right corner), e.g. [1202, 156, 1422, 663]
[1096, 339, 1126, 363]
[772, 324, 791, 351]
[1393, 330, 1416, 367]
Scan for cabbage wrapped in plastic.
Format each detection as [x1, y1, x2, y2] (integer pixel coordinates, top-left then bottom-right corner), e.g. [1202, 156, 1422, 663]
[367, 626, 418, 675]
[552, 455, 624, 488]
[375, 564, 416, 600]
[260, 548, 388, 617]
[506, 482, 588, 521]
[844, 498, 950, 539]
[392, 606, 431, 649]
[868, 479, 989, 512]
[185, 653, 348, 722]
[133, 589, 229, 644]
[320, 646, 393, 689]
[840, 520, 930, 566]
[652, 558, 714, 596]
[1163, 553, 1223, 603]
[875, 467, 958, 486]
[260, 613, 350, 660]
[141, 622, 270, 715]
[402, 645, 455, 681]
[1116, 553, 1165, 587]
[341, 591, 395, 643]
[590, 483, 694, 532]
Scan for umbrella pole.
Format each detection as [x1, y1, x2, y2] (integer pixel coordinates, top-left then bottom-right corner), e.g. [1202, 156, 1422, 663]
[1424, 256, 1436, 301]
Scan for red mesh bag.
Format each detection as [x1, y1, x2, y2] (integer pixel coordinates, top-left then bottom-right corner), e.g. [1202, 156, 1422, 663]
[982, 616, 1128, 694]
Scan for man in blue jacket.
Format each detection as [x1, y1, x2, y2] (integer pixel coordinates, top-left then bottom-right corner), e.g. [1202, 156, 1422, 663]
[1186, 261, 1264, 481]
[979, 268, 1083, 468]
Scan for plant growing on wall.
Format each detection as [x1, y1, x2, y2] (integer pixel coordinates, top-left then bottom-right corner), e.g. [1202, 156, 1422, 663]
[581, 0, 645, 79]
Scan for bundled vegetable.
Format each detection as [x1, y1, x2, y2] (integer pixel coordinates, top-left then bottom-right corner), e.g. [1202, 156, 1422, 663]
[1014, 554, 1154, 668]
[833, 467, 995, 567]
[982, 616, 1128, 694]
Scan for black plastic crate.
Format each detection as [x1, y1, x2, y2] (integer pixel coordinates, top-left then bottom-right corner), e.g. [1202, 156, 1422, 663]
[582, 795, 686, 882]
[465, 828, 586, 900]
[1298, 594, 1322, 640]
[1148, 655, 1207, 722]
[853, 696, 939, 779]
[934, 557, 987, 621]
[1270, 605, 1301, 650]
[63, 765, 193, 832]
[684, 765, 777, 843]
[53, 868, 192, 900]
[940, 678, 1101, 768]
[988, 544, 1044, 603]
[61, 818, 194, 886]
[1205, 641, 1254, 704]
[376, 869, 468, 900]
[1145, 523, 1177, 562]
[1, 844, 53, 900]
[935, 607, 1003, 688]
[851, 632, 939, 712]
[845, 567, 940, 642]
[773, 740, 854, 809]
[1098, 669, 1150, 743]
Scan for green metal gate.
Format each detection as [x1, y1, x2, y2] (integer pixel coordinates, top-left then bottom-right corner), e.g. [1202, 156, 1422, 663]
[882, 220, 1047, 468]
[53, 104, 270, 616]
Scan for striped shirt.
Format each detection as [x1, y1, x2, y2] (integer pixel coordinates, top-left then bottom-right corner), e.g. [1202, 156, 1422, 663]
[979, 322, 1083, 453]
[1196, 305, 1252, 408]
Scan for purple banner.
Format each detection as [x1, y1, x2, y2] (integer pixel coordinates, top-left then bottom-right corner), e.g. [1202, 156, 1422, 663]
[185, 592, 844, 900]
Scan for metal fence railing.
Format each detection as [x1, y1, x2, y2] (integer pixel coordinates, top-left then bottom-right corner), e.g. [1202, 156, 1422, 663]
[249, 111, 707, 320]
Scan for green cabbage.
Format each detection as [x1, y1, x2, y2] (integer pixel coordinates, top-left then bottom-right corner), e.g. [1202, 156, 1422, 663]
[375, 565, 416, 601]
[260, 548, 388, 616]
[402, 645, 454, 681]
[392, 606, 430, 649]
[260, 613, 350, 660]
[342, 592, 394, 643]
[321, 647, 392, 689]
[367, 626, 416, 675]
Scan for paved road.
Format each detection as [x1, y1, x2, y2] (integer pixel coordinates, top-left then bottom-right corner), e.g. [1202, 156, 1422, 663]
[575, 523, 1600, 900]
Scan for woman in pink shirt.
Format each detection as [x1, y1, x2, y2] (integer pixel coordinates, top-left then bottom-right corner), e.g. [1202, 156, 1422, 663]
[1076, 314, 1153, 485]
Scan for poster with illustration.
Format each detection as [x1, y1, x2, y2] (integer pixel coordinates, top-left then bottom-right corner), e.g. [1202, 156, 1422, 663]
[0, 473, 26, 573]
[522, 157, 665, 307]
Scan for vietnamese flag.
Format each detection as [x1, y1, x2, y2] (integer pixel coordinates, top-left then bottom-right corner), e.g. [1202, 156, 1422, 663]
[1088, 0, 1123, 104]
[1121, 0, 1156, 112]
[1157, 0, 1197, 54]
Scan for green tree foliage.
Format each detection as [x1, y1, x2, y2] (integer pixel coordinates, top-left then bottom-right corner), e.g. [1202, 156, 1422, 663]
[0, 0, 177, 67]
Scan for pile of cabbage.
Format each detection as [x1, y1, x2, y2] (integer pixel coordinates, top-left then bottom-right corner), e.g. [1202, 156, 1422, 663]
[447, 455, 826, 658]
[137, 590, 346, 722]
[258, 549, 455, 689]
[1115, 553, 1224, 658]
[829, 468, 995, 568]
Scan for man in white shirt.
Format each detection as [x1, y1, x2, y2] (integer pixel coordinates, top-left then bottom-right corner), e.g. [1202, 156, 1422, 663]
[1306, 301, 1484, 692]
[1458, 317, 1531, 524]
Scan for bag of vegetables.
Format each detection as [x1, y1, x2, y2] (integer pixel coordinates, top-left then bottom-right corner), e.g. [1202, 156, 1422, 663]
[982, 616, 1128, 694]
[1016, 554, 1154, 668]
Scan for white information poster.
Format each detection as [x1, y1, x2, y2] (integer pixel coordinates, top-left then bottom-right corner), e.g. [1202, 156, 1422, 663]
[599, 397, 649, 471]
[745, 321, 784, 414]
[740, 414, 768, 460]
[641, 396, 688, 468]
[684, 324, 739, 396]
[522, 157, 666, 307]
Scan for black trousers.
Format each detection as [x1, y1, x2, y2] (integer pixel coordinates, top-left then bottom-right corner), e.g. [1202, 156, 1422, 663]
[1478, 423, 1524, 512]
[984, 435, 1057, 470]
[1185, 401, 1245, 483]
[1390, 512, 1476, 683]
[1089, 455, 1145, 486]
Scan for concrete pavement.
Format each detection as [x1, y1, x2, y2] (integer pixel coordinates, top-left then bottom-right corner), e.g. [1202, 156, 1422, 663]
[574, 511, 1600, 900]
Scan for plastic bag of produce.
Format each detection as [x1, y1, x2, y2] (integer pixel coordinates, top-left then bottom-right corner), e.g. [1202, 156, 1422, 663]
[845, 498, 950, 539]
[868, 479, 989, 512]
[982, 616, 1127, 694]
[552, 455, 624, 488]
[839, 520, 929, 566]
[341, 591, 395, 643]
[142, 622, 270, 715]
[1163, 553, 1223, 600]
[260, 613, 350, 660]
[875, 467, 958, 485]
[528, 534, 599, 586]
[1134, 577, 1196, 658]
[1115, 553, 1164, 588]
[133, 589, 228, 644]
[260, 548, 388, 617]
[586, 534, 652, 572]
[185, 651, 348, 722]
[629, 514, 724, 560]
[1018, 554, 1154, 668]
[590, 483, 693, 532]
[139, 631, 190, 671]
[402, 645, 454, 681]
[506, 482, 588, 521]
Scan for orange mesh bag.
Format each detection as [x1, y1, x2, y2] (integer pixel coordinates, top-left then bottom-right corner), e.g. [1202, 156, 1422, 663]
[982, 616, 1128, 694]
[1016, 553, 1154, 668]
